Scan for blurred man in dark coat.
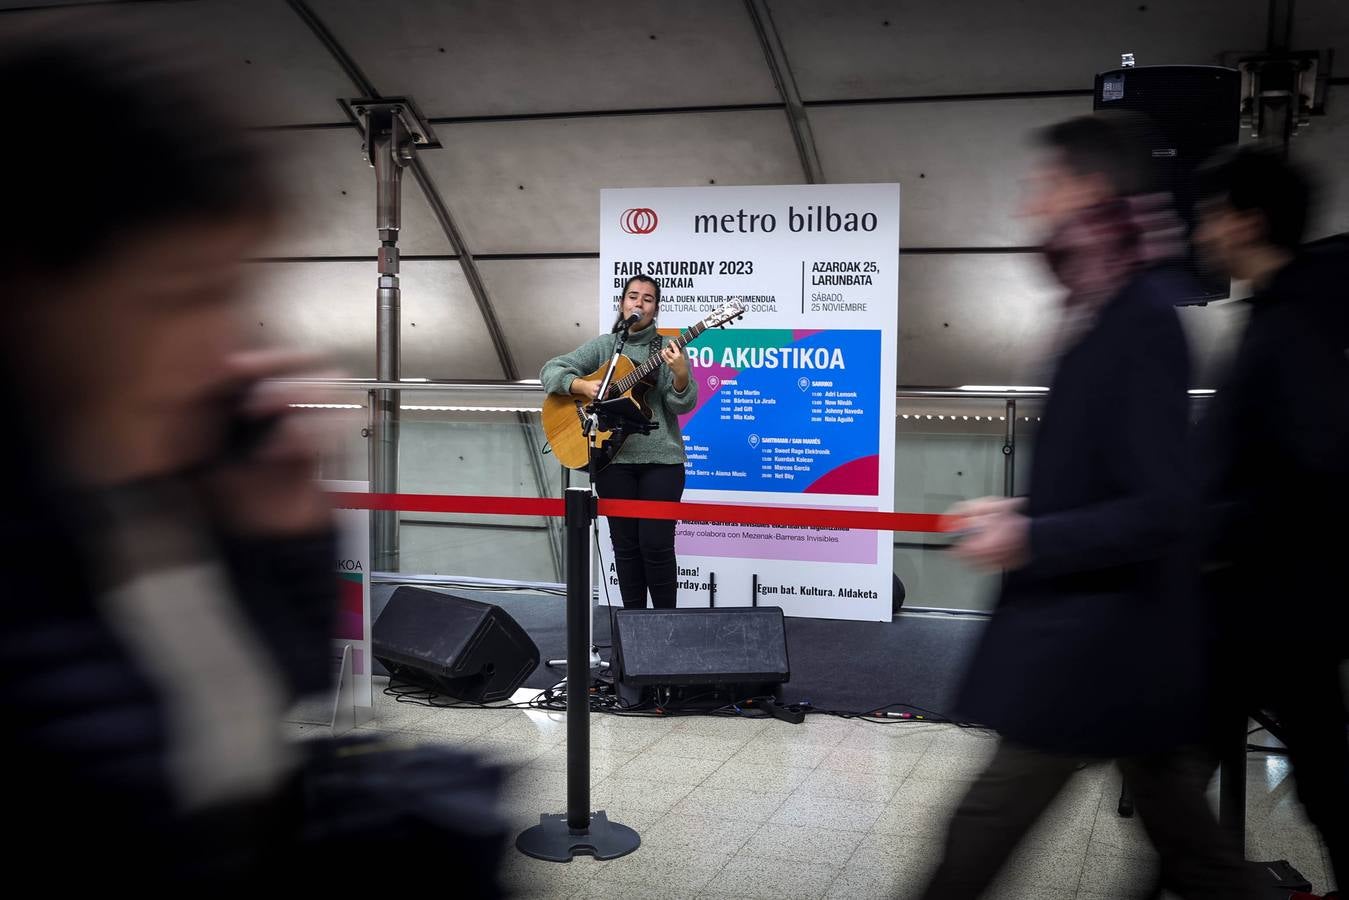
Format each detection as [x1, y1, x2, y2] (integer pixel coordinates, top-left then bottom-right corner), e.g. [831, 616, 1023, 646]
[0, 31, 506, 892]
[918, 115, 1258, 900]
[1194, 146, 1348, 900]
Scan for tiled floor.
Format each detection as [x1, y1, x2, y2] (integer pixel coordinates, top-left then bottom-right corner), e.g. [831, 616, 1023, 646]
[286, 679, 1333, 899]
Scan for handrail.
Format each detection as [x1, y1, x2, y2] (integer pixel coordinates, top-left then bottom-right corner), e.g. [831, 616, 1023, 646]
[272, 377, 1215, 400]
[373, 571, 566, 593]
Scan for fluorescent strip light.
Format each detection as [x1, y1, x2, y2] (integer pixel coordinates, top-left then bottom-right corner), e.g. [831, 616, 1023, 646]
[957, 385, 1049, 392]
[401, 405, 541, 413]
[288, 403, 363, 410]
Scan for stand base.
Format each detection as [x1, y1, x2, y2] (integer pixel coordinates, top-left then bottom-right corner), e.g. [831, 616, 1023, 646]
[284, 643, 357, 735]
[516, 811, 640, 862]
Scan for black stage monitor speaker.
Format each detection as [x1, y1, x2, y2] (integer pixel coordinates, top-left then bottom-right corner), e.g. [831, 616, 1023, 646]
[612, 606, 790, 701]
[1094, 64, 1241, 304]
[373, 587, 540, 702]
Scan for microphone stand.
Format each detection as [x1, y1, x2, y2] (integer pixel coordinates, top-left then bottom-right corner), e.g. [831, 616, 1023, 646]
[585, 317, 637, 437]
[546, 319, 657, 671]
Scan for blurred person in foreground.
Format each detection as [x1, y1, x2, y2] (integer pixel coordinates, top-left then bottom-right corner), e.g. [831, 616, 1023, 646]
[1193, 146, 1348, 900]
[917, 115, 1259, 900]
[0, 33, 505, 891]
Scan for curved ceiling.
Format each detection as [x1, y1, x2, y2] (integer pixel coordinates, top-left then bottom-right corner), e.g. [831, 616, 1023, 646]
[3, 0, 1343, 388]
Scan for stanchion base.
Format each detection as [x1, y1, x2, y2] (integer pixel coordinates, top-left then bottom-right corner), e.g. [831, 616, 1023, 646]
[515, 811, 640, 862]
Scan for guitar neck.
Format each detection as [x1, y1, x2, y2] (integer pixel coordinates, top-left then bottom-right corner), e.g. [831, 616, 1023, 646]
[611, 322, 706, 395]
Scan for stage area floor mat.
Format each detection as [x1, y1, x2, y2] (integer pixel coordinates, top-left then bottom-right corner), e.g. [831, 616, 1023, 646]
[372, 586, 986, 717]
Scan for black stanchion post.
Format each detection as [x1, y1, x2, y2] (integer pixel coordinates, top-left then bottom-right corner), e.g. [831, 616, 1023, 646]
[516, 486, 641, 862]
[564, 486, 591, 830]
[1218, 710, 1248, 854]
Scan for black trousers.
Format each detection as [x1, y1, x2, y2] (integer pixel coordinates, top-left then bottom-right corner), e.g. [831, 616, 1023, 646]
[919, 740, 1261, 900]
[1249, 649, 1349, 892]
[1212, 565, 1349, 894]
[594, 463, 685, 609]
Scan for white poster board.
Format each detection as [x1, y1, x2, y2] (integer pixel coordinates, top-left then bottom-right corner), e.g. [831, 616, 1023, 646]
[322, 479, 373, 707]
[598, 184, 900, 621]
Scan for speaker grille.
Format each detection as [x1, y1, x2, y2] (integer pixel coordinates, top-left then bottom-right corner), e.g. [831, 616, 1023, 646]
[1095, 65, 1242, 304]
[613, 607, 790, 686]
[372, 587, 539, 702]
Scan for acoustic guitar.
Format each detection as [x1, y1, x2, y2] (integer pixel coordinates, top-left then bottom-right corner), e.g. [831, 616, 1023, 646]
[542, 301, 745, 471]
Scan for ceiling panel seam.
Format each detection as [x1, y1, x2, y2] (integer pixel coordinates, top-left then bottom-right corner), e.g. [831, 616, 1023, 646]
[245, 247, 1042, 264]
[250, 122, 358, 132]
[406, 155, 518, 378]
[283, 0, 563, 578]
[243, 88, 1110, 133]
[747, 0, 824, 183]
[285, 0, 378, 99]
[804, 89, 1096, 108]
[283, 0, 517, 381]
[428, 102, 787, 124]
[0, 0, 193, 14]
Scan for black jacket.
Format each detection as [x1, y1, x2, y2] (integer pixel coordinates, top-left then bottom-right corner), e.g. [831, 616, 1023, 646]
[956, 266, 1207, 757]
[0, 394, 337, 882]
[1201, 236, 1349, 658]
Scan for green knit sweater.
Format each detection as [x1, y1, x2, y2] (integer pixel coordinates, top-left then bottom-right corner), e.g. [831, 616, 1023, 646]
[539, 323, 698, 465]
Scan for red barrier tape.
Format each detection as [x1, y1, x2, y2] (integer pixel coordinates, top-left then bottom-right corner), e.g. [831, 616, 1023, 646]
[599, 499, 944, 533]
[328, 492, 563, 517]
[329, 491, 949, 534]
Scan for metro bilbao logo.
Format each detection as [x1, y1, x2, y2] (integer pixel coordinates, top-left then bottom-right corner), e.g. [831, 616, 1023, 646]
[619, 207, 659, 234]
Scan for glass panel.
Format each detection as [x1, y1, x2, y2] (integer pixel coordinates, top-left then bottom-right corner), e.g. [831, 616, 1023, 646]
[399, 413, 561, 581]
[308, 388, 563, 581]
[303, 385, 1061, 611]
[1012, 397, 1046, 497]
[893, 399, 1009, 612]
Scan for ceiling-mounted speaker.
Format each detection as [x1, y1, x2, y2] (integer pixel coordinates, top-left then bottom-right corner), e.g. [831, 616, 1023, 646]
[1095, 65, 1242, 304]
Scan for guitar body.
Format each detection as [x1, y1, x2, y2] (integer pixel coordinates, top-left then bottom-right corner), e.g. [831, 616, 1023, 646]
[539, 300, 745, 473]
[542, 356, 656, 471]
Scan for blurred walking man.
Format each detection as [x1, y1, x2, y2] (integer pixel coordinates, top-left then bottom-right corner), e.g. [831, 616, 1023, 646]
[1194, 146, 1348, 900]
[918, 115, 1258, 900]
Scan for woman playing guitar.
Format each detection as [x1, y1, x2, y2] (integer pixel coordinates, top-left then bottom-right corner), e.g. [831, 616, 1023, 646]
[540, 275, 697, 609]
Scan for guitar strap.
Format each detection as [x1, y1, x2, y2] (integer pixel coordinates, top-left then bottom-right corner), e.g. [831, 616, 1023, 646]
[644, 336, 663, 384]
[609, 330, 662, 386]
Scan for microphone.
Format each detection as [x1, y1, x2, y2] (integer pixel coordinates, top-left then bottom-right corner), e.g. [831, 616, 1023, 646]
[614, 312, 641, 333]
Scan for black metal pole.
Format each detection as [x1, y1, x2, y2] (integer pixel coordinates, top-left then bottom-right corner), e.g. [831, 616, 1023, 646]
[751, 573, 758, 607]
[564, 486, 592, 830]
[1003, 398, 1016, 497]
[516, 487, 640, 861]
